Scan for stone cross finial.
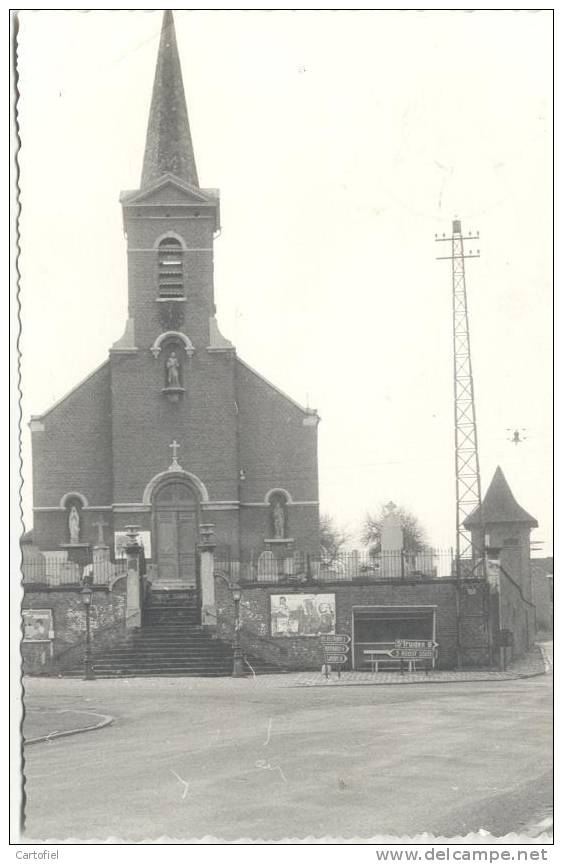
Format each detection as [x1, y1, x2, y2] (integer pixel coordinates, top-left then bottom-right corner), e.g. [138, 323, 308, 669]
[169, 439, 182, 471]
[384, 501, 397, 515]
[93, 518, 109, 546]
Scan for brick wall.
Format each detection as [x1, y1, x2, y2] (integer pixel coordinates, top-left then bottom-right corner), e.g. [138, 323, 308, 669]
[123, 206, 217, 349]
[214, 576, 490, 671]
[31, 362, 112, 509]
[531, 572, 553, 633]
[494, 557, 536, 662]
[236, 359, 319, 523]
[21, 581, 128, 674]
[31, 189, 319, 560]
[110, 349, 239, 504]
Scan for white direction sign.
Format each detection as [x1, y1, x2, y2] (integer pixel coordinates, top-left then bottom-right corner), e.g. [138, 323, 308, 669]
[322, 642, 350, 654]
[324, 653, 348, 664]
[389, 648, 434, 659]
[394, 639, 438, 650]
[320, 634, 351, 644]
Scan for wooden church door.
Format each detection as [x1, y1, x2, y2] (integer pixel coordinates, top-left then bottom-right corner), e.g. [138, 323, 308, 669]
[154, 482, 198, 584]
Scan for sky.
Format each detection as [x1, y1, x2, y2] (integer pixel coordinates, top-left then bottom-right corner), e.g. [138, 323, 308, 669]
[16, 9, 553, 553]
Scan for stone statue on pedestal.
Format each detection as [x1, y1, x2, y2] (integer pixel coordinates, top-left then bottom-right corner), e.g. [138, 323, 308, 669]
[166, 352, 180, 387]
[68, 506, 80, 544]
[273, 501, 286, 539]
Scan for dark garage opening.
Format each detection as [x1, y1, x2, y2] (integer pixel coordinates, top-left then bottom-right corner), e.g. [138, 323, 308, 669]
[353, 606, 436, 670]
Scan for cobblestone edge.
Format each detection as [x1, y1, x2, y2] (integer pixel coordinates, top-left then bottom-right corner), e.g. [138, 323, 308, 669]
[24, 710, 114, 745]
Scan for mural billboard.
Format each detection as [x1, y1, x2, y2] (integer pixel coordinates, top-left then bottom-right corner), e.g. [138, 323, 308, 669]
[23, 609, 54, 642]
[270, 594, 336, 637]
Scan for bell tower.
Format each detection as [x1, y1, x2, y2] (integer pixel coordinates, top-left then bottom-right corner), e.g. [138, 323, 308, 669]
[114, 10, 226, 353]
[110, 10, 236, 509]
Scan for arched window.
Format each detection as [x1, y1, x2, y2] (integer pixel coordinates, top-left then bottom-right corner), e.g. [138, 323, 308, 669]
[157, 237, 184, 297]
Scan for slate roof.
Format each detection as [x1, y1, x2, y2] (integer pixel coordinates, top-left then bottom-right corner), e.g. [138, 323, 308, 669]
[464, 466, 538, 528]
[141, 10, 199, 189]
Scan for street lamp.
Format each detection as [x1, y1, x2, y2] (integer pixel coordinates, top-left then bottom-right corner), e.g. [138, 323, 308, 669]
[232, 587, 246, 677]
[81, 585, 95, 680]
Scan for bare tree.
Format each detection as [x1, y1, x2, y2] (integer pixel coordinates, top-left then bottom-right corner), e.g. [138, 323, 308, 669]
[361, 504, 428, 554]
[319, 513, 350, 563]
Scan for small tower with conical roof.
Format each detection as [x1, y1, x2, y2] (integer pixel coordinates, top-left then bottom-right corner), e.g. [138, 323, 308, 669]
[464, 466, 538, 601]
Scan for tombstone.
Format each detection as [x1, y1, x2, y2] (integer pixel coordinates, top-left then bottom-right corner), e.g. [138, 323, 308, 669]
[92, 546, 112, 584]
[59, 560, 82, 585]
[381, 503, 404, 578]
[282, 554, 294, 576]
[257, 551, 276, 581]
[414, 550, 435, 578]
[21, 544, 47, 584]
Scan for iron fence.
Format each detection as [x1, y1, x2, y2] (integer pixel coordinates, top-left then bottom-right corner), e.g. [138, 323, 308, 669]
[214, 548, 463, 584]
[21, 554, 128, 587]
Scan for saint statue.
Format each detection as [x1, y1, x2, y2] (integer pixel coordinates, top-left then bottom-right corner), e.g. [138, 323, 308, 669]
[69, 505, 80, 544]
[272, 500, 286, 539]
[166, 352, 181, 387]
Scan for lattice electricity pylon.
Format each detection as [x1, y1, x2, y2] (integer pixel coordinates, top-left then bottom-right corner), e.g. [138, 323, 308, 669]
[436, 219, 483, 576]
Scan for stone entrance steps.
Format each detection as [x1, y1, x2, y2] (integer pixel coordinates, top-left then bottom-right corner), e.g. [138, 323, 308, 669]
[62, 628, 281, 677]
[143, 587, 200, 627]
[60, 589, 282, 677]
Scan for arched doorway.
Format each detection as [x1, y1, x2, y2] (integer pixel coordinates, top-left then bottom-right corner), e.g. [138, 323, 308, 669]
[153, 480, 199, 584]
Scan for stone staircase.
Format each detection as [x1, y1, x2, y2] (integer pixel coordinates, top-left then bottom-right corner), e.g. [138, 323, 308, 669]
[61, 587, 282, 677]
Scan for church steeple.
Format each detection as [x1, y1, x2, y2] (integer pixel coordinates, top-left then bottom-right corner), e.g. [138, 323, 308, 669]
[141, 10, 199, 189]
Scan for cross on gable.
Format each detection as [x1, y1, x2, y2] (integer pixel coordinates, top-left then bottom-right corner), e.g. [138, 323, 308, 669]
[168, 439, 183, 471]
[92, 518, 109, 546]
[384, 501, 397, 515]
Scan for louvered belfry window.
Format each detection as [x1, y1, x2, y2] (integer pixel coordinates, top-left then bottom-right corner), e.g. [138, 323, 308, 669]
[158, 238, 184, 297]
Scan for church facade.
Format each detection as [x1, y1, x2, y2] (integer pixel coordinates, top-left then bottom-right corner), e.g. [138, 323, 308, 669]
[23, 13, 540, 678]
[29, 11, 320, 586]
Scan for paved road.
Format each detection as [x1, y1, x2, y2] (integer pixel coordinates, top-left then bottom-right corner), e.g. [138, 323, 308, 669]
[22, 673, 552, 842]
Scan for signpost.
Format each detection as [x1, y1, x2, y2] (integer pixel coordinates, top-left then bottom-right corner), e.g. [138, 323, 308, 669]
[394, 639, 438, 649]
[320, 634, 350, 677]
[362, 640, 439, 673]
[389, 648, 434, 659]
[324, 653, 348, 664]
[392, 639, 438, 673]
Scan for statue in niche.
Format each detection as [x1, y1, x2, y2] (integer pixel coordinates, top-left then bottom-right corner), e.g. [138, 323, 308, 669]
[68, 505, 80, 544]
[272, 499, 286, 539]
[166, 351, 181, 387]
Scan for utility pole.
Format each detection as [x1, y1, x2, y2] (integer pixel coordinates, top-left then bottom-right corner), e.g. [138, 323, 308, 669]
[436, 219, 483, 579]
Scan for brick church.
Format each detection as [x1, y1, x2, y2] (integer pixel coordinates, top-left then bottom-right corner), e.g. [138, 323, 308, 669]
[29, 11, 320, 584]
[23, 12, 540, 678]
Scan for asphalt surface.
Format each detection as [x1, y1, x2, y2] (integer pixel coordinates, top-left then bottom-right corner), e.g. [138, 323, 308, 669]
[22, 672, 552, 842]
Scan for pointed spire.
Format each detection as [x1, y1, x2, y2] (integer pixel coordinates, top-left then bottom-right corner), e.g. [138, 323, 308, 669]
[141, 10, 199, 189]
[464, 466, 538, 527]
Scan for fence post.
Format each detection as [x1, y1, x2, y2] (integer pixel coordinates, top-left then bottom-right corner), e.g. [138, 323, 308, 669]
[124, 526, 142, 629]
[198, 524, 217, 629]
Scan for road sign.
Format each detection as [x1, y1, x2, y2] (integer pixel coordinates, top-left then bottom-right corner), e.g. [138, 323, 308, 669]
[324, 653, 348, 664]
[389, 648, 434, 659]
[320, 634, 350, 644]
[322, 642, 350, 653]
[394, 639, 438, 649]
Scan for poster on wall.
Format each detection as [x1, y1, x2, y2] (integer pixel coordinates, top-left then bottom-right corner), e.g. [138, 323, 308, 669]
[23, 609, 54, 642]
[270, 594, 336, 637]
[114, 531, 152, 560]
